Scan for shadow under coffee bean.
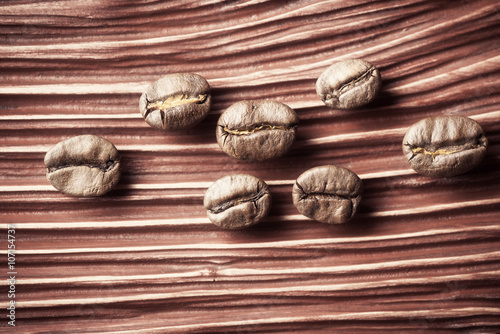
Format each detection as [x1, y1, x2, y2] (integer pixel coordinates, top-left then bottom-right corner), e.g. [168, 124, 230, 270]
[44, 135, 121, 197]
[403, 115, 488, 177]
[216, 100, 299, 161]
[204, 174, 271, 230]
[139, 73, 211, 131]
[292, 165, 363, 224]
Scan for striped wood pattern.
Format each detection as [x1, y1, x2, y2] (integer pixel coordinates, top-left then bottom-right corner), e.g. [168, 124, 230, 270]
[1, 0, 500, 332]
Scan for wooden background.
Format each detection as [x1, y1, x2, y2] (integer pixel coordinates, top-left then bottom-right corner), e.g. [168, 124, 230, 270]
[1, 0, 500, 332]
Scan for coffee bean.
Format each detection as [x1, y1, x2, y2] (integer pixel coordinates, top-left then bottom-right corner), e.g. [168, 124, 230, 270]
[403, 115, 488, 177]
[204, 174, 271, 229]
[292, 165, 363, 224]
[216, 100, 299, 161]
[316, 59, 382, 109]
[139, 73, 211, 131]
[44, 135, 121, 197]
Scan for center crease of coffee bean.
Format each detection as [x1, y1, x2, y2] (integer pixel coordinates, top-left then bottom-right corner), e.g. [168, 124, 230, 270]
[145, 94, 207, 116]
[145, 94, 208, 128]
[48, 160, 118, 173]
[338, 66, 375, 93]
[222, 123, 295, 136]
[324, 66, 376, 102]
[209, 188, 267, 214]
[299, 192, 357, 201]
[410, 143, 481, 161]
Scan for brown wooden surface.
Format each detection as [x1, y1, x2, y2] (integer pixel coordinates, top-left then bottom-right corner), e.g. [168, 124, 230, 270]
[1, 0, 500, 333]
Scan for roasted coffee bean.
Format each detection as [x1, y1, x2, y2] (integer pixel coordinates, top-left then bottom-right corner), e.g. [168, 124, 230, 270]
[316, 59, 382, 109]
[292, 165, 363, 224]
[204, 174, 271, 229]
[139, 73, 211, 131]
[403, 115, 488, 178]
[216, 100, 299, 161]
[44, 135, 121, 197]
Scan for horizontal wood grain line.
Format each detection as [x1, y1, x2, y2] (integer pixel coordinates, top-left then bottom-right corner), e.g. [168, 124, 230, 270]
[0, 128, 406, 152]
[2, 217, 210, 229]
[0, 128, 444, 153]
[390, 55, 500, 93]
[3, 224, 499, 254]
[0, 182, 213, 192]
[0, 82, 147, 95]
[0, 143, 220, 153]
[0, 0, 228, 14]
[301, 127, 406, 147]
[11, 250, 500, 286]
[0, 2, 495, 75]
[1, 109, 498, 127]
[0, 0, 339, 56]
[4, 216, 499, 235]
[99, 307, 500, 334]
[217, 252, 500, 277]
[1, 109, 499, 136]
[370, 197, 500, 217]
[1, 189, 498, 218]
[0, 5, 494, 93]
[0, 101, 321, 120]
[9, 270, 500, 308]
[0, 48, 495, 94]
[0, 114, 143, 120]
[0, 170, 415, 193]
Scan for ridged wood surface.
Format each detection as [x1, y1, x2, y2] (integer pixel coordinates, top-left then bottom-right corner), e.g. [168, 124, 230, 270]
[1, 0, 500, 333]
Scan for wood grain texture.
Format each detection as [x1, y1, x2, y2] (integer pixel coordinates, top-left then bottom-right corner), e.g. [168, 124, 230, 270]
[1, 0, 500, 332]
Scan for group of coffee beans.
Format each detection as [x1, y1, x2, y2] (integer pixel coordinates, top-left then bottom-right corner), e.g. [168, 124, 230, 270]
[44, 59, 488, 229]
[204, 166, 363, 230]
